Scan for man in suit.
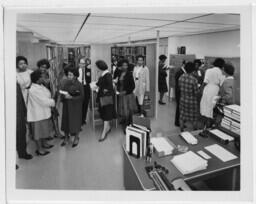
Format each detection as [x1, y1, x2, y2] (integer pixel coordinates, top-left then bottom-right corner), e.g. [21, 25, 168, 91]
[78, 57, 91, 125]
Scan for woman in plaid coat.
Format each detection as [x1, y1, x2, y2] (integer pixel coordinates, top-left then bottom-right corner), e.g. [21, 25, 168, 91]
[178, 62, 199, 131]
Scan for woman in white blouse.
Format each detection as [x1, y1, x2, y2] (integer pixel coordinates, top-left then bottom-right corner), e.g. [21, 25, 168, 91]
[27, 70, 55, 156]
[133, 55, 150, 116]
[16, 56, 33, 104]
[200, 58, 226, 127]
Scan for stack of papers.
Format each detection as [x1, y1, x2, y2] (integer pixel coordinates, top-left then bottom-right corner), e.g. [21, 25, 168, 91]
[223, 105, 240, 122]
[171, 151, 208, 175]
[209, 129, 234, 142]
[180, 132, 198, 145]
[204, 144, 238, 162]
[151, 137, 175, 156]
[222, 104, 240, 135]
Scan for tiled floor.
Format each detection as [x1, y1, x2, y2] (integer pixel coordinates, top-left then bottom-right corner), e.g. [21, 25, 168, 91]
[16, 99, 180, 190]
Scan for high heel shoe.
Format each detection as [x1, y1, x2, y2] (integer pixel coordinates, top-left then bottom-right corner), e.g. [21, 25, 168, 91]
[42, 144, 54, 149]
[72, 137, 79, 148]
[61, 140, 67, 147]
[35, 150, 50, 156]
[98, 128, 111, 142]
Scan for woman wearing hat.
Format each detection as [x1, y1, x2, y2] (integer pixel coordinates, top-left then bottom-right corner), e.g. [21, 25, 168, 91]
[95, 60, 116, 142]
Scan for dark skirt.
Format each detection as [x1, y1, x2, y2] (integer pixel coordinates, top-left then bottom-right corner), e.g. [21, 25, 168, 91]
[158, 78, 168, 93]
[61, 99, 83, 134]
[98, 95, 116, 121]
[118, 93, 137, 118]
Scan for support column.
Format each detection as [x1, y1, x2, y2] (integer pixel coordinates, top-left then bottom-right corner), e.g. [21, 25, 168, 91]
[155, 30, 160, 119]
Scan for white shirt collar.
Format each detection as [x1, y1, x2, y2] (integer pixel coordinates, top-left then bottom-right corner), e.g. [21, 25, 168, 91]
[101, 70, 109, 77]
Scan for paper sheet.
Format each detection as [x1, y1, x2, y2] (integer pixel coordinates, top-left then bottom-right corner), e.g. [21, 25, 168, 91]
[90, 81, 98, 90]
[171, 151, 208, 175]
[180, 132, 198, 145]
[209, 129, 234, 141]
[151, 137, 174, 155]
[204, 144, 238, 162]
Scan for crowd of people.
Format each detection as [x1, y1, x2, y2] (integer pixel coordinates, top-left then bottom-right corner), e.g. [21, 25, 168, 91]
[16, 53, 235, 169]
[173, 57, 235, 131]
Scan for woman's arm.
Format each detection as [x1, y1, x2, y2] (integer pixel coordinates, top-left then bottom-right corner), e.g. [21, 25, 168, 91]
[70, 82, 84, 101]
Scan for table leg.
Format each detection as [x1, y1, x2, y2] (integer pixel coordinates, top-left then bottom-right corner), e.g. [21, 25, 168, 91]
[232, 168, 238, 190]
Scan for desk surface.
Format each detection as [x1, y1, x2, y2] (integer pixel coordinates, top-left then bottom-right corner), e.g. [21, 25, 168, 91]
[123, 130, 240, 190]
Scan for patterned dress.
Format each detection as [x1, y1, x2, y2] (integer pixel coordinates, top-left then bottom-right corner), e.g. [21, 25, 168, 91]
[178, 73, 199, 123]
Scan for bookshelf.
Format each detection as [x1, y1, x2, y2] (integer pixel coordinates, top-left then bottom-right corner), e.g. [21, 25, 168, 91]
[111, 46, 146, 66]
[46, 45, 64, 97]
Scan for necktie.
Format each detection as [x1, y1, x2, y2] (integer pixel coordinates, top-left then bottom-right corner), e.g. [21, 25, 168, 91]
[82, 68, 85, 85]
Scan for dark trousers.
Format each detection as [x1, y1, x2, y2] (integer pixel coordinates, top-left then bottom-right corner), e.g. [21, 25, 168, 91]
[16, 118, 28, 157]
[175, 97, 180, 127]
[82, 85, 91, 123]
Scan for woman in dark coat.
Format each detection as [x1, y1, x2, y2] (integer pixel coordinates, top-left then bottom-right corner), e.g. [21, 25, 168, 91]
[178, 62, 199, 131]
[61, 67, 84, 147]
[158, 55, 169, 104]
[95, 60, 116, 142]
[116, 59, 137, 133]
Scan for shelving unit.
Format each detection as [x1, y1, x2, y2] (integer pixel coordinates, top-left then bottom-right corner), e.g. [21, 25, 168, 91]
[46, 45, 64, 96]
[111, 46, 146, 66]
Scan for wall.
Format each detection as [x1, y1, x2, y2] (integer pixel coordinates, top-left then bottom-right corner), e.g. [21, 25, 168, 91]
[90, 44, 111, 81]
[16, 32, 47, 69]
[168, 30, 240, 59]
[145, 44, 156, 117]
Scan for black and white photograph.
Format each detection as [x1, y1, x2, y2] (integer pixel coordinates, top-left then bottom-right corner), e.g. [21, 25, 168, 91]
[1, 1, 255, 204]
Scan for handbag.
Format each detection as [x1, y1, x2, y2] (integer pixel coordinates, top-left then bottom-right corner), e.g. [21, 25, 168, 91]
[100, 95, 113, 107]
[143, 94, 151, 110]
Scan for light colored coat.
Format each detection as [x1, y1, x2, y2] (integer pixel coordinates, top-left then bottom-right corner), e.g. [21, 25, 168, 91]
[200, 67, 225, 118]
[133, 65, 150, 97]
[27, 83, 55, 122]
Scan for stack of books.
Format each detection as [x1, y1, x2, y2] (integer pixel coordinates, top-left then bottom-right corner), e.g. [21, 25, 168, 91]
[171, 151, 208, 175]
[221, 105, 240, 135]
[125, 117, 151, 158]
